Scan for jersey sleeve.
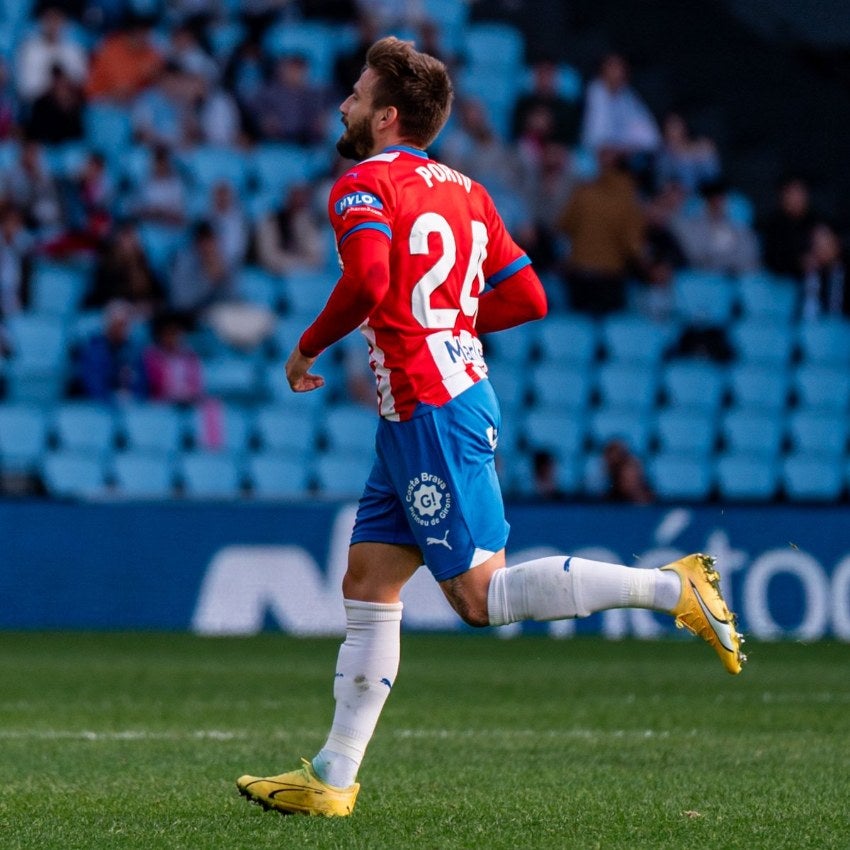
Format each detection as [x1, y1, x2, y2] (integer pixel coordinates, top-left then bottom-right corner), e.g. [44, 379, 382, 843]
[478, 188, 532, 287]
[328, 165, 395, 251]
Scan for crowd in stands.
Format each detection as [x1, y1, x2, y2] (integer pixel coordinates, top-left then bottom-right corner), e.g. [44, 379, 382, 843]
[0, 0, 848, 502]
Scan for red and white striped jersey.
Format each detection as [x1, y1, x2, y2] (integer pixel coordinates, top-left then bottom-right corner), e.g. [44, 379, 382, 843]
[326, 145, 530, 421]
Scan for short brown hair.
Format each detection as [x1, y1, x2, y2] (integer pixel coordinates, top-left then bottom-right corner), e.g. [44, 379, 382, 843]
[366, 36, 453, 149]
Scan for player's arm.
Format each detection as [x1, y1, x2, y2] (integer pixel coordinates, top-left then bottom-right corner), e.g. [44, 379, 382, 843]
[286, 230, 391, 392]
[476, 264, 548, 334]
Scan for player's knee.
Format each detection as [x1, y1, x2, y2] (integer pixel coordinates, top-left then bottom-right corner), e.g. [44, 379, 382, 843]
[442, 580, 490, 627]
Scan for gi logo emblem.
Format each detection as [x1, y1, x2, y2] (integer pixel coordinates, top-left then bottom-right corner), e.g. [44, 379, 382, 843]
[406, 472, 452, 526]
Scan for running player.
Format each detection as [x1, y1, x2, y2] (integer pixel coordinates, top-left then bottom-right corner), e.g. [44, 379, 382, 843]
[237, 37, 745, 818]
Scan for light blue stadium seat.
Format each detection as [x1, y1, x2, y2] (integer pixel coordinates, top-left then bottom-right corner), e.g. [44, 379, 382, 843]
[284, 269, 335, 318]
[661, 360, 727, 413]
[111, 451, 175, 498]
[589, 408, 651, 454]
[207, 19, 245, 62]
[522, 408, 586, 457]
[487, 363, 531, 409]
[507, 450, 580, 498]
[0, 404, 48, 470]
[29, 263, 88, 317]
[177, 145, 249, 195]
[5, 314, 69, 402]
[322, 404, 377, 454]
[238, 265, 284, 312]
[728, 363, 790, 412]
[252, 405, 317, 456]
[654, 408, 717, 456]
[52, 402, 116, 453]
[84, 102, 133, 164]
[797, 318, 850, 366]
[672, 270, 737, 325]
[179, 451, 243, 498]
[596, 362, 659, 411]
[201, 356, 264, 404]
[535, 314, 599, 365]
[262, 20, 338, 83]
[247, 452, 309, 499]
[482, 322, 538, 366]
[793, 364, 850, 411]
[455, 69, 521, 139]
[782, 454, 844, 502]
[314, 453, 372, 498]
[648, 453, 714, 501]
[42, 451, 106, 499]
[716, 453, 779, 501]
[731, 320, 796, 366]
[721, 409, 784, 458]
[188, 402, 251, 453]
[599, 314, 672, 365]
[119, 403, 187, 454]
[737, 272, 798, 323]
[463, 23, 525, 70]
[137, 223, 185, 277]
[249, 144, 319, 197]
[529, 362, 593, 410]
[786, 409, 848, 457]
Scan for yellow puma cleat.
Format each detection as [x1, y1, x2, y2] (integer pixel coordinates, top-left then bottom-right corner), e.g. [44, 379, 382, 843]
[237, 759, 359, 817]
[661, 553, 747, 675]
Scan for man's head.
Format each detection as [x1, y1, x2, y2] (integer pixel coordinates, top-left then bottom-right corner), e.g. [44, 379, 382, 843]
[336, 36, 453, 161]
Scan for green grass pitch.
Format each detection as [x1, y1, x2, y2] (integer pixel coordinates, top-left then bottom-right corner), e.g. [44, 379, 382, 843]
[1, 633, 848, 849]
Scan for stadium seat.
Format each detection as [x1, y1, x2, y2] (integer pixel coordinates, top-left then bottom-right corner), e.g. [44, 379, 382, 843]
[247, 452, 310, 499]
[4, 314, 69, 402]
[29, 263, 88, 317]
[797, 318, 850, 366]
[721, 409, 785, 458]
[793, 364, 850, 411]
[262, 20, 337, 83]
[716, 453, 779, 501]
[52, 402, 116, 453]
[237, 265, 284, 312]
[661, 360, 727, 413]
[201, 356, 264, 404]
[252, 405, 317, 456]
[529, 362, 593, 410]
[786, 409, 848, 457]
[314, 453, 372, 498]
[522, 408, 586, 457]
[672, 270, 737, 325]
[179, 451, 243, 498]
[599, 314, 672, 365]
[0, 404, 48, 470]
[727, 363, 790, 412]
[84, 101, 133, 164]
[487, 363, 532, 409]
[534, 314, 599, 365]
[654, 408, 718, 456]
[731, 320, 796, 367]
[321, 404, 377, 454]
[648, 453, 714, 501]
[188, 402, 252, 453]
[111, 451, 175, 498]
[249, 144, 319, 197]
[177, 145, 250, 195]
[41, 451, 106, 499]
[137, 223, 186, 277]
[596, 362, 659, 411]
[463, 23, 525, 71]
[782, 454, 844, 502]
[588, 408, 651, 454]
[283, 269, 335, 319]
[737, 272, 798, 323]
[119, 404, 187, 454]
[507, 450, 580, 498]
[482, 322, 538, 367]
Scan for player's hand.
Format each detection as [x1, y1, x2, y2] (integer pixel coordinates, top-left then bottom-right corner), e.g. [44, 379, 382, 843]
[285, 346, 325, 392]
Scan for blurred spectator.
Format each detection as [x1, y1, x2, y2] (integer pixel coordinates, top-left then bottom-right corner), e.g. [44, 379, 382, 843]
[557, 147, 645, 315]
[223, 32, 267, 135]
[15, 5, 88, 102]
[580, 53, 660, 157]
[208, 181, 249, 267]
[531, 449, 567, 501]
[254, 183, 324, 276]
[196, 75, 242, 147]
[654, 112, 720, 194]
[2, 139, 63, 235]
[86, 13, 164, 103]
[130, 61, 200, 150]
[26, 64, 86, 145]
[671, 178, 760, 275]
[129, 145, 188, 227]
[511, 58, 580, 147]
[0, 204, 34, 321]
[439, 97, 521, 195]
[249, 54, 329, 145]
[801, 222, 849, 319]
[515, 104, 557, 179]
[142, 310, 204, 403]
[0, 59, 21, 140]
[86, 219, 164, 315]
[165, 22, 219, 85]
[75, 299, 147, 401]
[761, 175, 818, 280]
[603, 439, 654, 504]
[332, 14, 380, 98]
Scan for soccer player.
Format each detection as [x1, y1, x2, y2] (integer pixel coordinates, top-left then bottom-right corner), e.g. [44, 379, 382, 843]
[237, 37, 745, 818]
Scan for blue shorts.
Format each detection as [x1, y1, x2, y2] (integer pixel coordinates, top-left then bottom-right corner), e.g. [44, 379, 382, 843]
[350, 379, 510, 582]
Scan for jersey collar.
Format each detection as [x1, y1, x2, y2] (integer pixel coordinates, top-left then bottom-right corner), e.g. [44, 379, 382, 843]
[381, 144, 428, 159]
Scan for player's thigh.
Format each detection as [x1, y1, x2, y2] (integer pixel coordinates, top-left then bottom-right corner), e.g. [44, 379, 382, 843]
[344, 541, 422, 603]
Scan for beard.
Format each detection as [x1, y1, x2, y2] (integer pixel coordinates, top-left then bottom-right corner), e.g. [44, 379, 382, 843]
[336, 113, 375, 161]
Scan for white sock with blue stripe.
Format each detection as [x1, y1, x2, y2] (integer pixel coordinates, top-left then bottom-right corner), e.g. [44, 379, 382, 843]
[487, 556, 681, 625]
[312, 598, 403, 788]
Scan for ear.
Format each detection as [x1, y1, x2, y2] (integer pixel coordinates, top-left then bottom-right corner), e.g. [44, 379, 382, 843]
[376, 105, 399, 131]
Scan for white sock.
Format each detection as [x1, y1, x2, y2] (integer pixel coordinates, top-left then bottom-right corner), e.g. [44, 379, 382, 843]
[487, 556, 682, 625]
[312, 598, 402, 788]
